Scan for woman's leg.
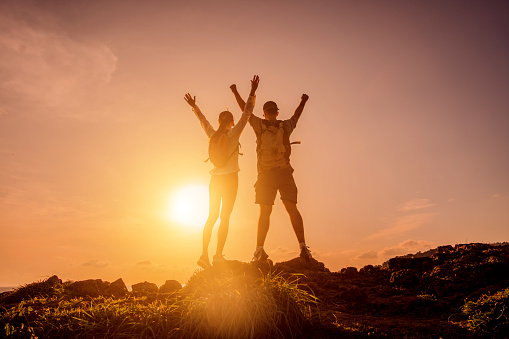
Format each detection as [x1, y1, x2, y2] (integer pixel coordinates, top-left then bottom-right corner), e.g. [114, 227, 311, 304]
[215, 173, 238, 257]
[202, 176, 221, 259]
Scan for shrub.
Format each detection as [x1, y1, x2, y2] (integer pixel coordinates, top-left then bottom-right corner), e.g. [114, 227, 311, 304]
[461, 287, 509, 337]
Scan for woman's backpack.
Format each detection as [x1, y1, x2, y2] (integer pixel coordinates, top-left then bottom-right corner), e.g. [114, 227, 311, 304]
[206, 131, 240, 168]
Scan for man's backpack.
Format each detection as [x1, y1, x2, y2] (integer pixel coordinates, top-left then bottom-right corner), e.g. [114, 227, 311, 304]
[206, 131, 239, 168]
[256, 121, 298, 170]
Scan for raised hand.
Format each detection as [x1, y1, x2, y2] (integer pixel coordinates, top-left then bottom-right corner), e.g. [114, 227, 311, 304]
[184, 93, 196, 107]
[230, 84, 237, 93]
[301, 94, 309, 103]
[250, 75, 259, 96]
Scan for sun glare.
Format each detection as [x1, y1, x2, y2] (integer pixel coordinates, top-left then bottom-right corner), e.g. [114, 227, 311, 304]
[168, 184, 209, 229]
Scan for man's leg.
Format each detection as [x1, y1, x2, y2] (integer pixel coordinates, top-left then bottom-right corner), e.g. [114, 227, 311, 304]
[253, 171, 276, 261]
[257, 204, 273, 247]
[282, 200, 305, 243]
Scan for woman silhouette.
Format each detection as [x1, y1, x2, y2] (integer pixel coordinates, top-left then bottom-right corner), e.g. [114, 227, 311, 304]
[184, 75, 259, 268]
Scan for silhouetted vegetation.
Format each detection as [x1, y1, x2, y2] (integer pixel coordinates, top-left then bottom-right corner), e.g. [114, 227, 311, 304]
[1, 242, 508, 338]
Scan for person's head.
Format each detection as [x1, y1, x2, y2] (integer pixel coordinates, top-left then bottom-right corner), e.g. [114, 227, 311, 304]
[218, 110, 234, 130]
[263, 101, 279, 120]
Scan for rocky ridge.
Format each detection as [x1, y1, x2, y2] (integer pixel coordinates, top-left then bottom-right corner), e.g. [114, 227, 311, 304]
[1, 242, 508, 338]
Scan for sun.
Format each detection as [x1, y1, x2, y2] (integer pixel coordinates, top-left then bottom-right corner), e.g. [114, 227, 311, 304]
[167, 184, 209, 229]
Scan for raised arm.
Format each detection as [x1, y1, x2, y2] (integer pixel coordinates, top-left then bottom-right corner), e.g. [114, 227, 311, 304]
[291, 94, 309, 123]
[184, 93, 215, 138]
[230, 75, 259, 137]
[230, 84, 246, 111]
[249, 75, 259, 98]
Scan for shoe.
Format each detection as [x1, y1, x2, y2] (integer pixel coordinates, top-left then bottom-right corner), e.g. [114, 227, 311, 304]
[212, 254, 227, 265]
[300, 246, 312, 260]
[197, 256, 211, 269]
[251, 248, 269, 263]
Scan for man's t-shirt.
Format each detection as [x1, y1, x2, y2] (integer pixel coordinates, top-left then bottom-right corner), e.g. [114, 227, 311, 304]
[249, 115, 297, 172]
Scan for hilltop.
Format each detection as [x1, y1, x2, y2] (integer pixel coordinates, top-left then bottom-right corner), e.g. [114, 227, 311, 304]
[1, 242, 508, 338]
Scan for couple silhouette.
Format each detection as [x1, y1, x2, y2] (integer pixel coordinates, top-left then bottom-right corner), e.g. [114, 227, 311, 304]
[184, 75, 311, 269]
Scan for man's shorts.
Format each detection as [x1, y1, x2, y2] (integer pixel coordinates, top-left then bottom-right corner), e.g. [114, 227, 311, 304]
[254, 166, 297, 205]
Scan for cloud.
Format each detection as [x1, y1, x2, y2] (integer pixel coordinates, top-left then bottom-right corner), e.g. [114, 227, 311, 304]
[0, 7, 117, 115]
[357, 250, 378, 260]
[380, 240, 434, 257]
[271, 246, 298, 257]
[396, 198, 435, 212]
[268, 246, 298, 261]
[369, 212, 438, 239]
[134, 260, 169, 273]
[368, 197, 438, 240]
[82, 259, 109, 268]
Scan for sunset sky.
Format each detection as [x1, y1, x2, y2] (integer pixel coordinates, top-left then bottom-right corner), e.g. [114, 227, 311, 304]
[1, 0, 508, 287]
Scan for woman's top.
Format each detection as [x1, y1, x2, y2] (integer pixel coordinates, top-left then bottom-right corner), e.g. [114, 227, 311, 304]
[192, 95, 256, 175]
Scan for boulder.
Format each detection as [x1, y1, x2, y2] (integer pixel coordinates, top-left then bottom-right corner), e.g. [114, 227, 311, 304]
[46, 275, 62, 286]
[132, 281, 158, 296]
[359, 265, 376, 274]
[109, 278, 128, 297]
[159, 280, 182, 293]
[341, 267, 358, 276]
[390, 269, 420, 289]
[388, 257, 433, 271]
[337, 286, 368, 303]
[273, 257, 329, 274]
[69, 279, 110, 298]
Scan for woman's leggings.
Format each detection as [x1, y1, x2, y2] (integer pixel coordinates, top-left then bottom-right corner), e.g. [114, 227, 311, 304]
[202, 172, 239, 257]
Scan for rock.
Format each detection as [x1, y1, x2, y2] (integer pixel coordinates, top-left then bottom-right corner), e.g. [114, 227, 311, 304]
[359, 265, 376, 274]
[46, 275, 62, 286]
[390, 269, 420, 289]
[437, 245, 453, 254]
[337, 286, 367, 303]
[159, 280, 182, 293]
[0, 275, 64, 303]
[341, 267, 358, 276]
[432, 280, 456, 298]
[132, 281, 158, 296]
[388, 257, 433, 271]
[109, 278, 128, 297]
[69, 279, 110, 298]
[273, 257, 329, 273]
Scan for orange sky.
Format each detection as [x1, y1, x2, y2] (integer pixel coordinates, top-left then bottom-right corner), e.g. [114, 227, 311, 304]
[1, 0, 509, 287]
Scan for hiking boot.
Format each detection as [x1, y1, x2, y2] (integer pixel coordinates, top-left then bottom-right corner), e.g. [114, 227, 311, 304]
[251, 248, 269, 263]
[197, 256, 211, 269]
[212, 254, 227, 265]
[300, 246, 312, 260]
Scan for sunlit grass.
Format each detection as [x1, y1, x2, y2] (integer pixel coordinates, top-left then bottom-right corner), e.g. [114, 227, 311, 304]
[2, 296, 181, 338]
[1, 267, 319, 338]
[461, 287, 509, 336]
[180, 269, 317, 338]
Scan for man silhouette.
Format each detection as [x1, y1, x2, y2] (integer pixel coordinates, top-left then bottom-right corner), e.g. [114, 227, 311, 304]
[230, 84, 311, 262]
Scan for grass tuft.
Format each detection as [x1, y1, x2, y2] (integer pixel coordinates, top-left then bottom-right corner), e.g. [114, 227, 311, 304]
[461, 287, 509, 337]
[180, 269, 317, 338]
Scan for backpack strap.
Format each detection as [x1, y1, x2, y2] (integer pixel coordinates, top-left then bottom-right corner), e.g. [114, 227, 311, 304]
[204, 141, 241, 163]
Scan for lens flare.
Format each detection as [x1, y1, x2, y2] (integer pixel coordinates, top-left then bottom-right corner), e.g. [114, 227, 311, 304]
[168, 184, 209, 228]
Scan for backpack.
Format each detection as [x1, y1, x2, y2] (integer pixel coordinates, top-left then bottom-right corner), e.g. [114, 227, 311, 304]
[206, 131, 239, 168]
[256, 121, 299, 170]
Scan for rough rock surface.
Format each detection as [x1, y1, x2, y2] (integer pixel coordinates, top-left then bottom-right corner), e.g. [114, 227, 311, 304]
[159, 279, 182, 293]
[131, 281, 159, 296]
